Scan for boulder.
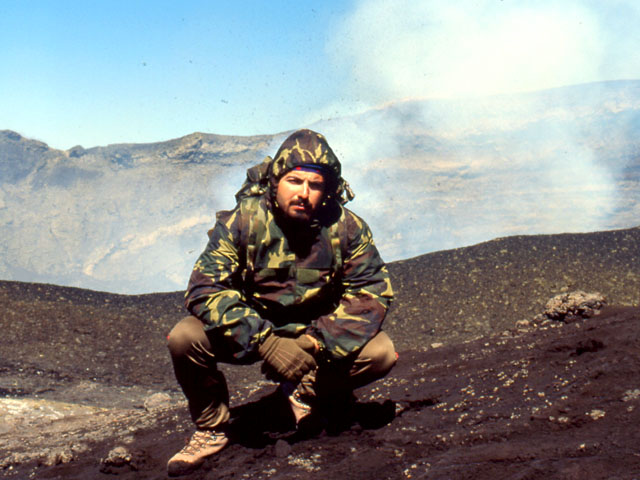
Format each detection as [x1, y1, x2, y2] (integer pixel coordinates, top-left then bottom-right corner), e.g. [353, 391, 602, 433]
[543, 291, 606, 322]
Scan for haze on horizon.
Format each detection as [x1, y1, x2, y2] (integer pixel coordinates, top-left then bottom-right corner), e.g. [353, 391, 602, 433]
[2, 0, 640, 150]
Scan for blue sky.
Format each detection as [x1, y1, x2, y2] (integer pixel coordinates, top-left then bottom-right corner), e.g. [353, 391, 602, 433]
[2, 0, 640, 150]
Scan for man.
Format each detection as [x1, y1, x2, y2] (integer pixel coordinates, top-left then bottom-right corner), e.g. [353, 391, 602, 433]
[166, 129, 396, 476]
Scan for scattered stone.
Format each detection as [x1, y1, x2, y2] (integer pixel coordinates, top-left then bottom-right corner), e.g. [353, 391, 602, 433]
[587, 409, 606, 420]
[102, 446, 131, 466]
[274, 439, 292, 458]
[573, 339, 605, 355]
[143, 392, 172, 412]
[40, 449, 74, 467]
[0, 452, 30, 470]
[100, 446, 138, 473]
[622, 389, 640, 402]
[288, 453, 321, 472]
[543, 291, 607, 322]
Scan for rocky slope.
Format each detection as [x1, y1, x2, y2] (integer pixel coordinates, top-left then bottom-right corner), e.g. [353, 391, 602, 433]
[1, 227, 639, 479]
[386, 226, 640, 349]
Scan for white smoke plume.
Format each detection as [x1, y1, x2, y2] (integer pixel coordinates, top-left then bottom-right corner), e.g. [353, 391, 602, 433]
[312, 0, 640, 261]
[328, 0, 640, 104]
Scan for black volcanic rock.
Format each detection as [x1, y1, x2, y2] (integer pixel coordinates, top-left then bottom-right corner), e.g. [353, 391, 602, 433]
[1, 226, 637, 398]
[1, 228, 640, 479]
[2, 308, 640, 479]
[386, 226, 640, 350]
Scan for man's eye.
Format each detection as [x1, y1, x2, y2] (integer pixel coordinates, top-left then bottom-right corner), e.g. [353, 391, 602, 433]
[309, 182, 324, 190]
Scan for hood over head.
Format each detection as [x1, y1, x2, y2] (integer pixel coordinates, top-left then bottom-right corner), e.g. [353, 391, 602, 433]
[234, 129, 354, 207]
[269, 129, 353, 205]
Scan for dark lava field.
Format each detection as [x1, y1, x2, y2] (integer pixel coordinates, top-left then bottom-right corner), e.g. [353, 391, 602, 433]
[1, 226, 639, 479]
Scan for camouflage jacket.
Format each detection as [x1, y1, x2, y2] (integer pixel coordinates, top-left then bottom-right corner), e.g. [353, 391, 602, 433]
[184, 195, 393, 363]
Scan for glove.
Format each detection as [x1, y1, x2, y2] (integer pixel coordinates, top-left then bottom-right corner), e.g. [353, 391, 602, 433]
[258, 334, 317, 382]
[294, 334, 319, 354]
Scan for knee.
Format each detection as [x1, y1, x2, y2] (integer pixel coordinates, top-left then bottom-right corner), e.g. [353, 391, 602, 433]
[366, 332, 397, 376]
[167, 316, 207, 358]
[376, 344, 397, 377]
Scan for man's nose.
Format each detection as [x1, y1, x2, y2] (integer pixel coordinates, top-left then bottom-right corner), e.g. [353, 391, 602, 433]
[299, 181, 310, 198]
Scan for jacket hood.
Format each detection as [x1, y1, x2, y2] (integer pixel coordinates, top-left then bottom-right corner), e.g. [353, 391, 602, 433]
[269, 129, 354, 205]
[234, 129, 354, 207]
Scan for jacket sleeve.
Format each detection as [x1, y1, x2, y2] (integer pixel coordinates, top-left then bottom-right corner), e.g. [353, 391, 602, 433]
[309, 211, 394, 360]
[184, 208, 273, 361]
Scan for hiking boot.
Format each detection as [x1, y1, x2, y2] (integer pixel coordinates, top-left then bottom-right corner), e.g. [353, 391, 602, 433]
[167, 429, 229, 477]
[280, 382, 312, 424]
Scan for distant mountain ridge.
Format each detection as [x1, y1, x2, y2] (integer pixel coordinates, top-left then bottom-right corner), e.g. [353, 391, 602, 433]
[0, 130, 282, 292]
[2, 80, 640, 293]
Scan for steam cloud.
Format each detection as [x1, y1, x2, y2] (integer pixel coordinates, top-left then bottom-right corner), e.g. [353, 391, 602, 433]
[328, 0, 640, 104]
[311, 0, 640, 261]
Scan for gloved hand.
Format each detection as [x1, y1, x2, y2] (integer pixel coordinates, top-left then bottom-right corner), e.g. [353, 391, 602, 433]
[294, 334, 319, 354]
[258, 334, 317, 382]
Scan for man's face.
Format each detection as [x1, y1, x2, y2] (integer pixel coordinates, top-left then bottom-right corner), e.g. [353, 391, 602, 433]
[275, 169, 325, 222]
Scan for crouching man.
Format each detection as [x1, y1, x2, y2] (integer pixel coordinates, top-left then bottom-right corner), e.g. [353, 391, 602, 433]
[167, 129, 396, 476]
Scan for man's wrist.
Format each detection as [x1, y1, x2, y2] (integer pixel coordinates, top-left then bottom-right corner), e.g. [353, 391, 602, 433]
[257, 332, 276, 358]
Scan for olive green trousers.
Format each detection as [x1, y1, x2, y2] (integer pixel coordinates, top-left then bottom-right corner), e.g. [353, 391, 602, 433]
[168, 315, 396, 430]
